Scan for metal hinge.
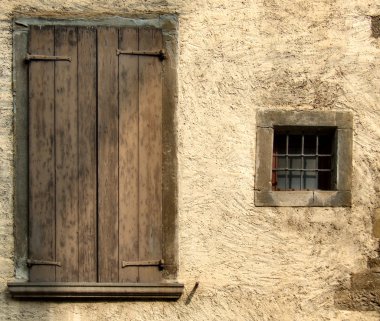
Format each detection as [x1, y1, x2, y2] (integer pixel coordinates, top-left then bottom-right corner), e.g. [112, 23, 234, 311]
[121, 259, 165, 270]
[116, 49, 166, 61]
[26, 259, 61, 267]
[25, 54, 71, 62]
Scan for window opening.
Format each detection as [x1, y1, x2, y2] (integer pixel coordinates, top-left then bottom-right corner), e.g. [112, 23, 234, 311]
[272, 127, 335, 191]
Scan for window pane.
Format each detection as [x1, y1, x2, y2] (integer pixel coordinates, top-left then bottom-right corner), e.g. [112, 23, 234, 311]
[304, 171, 317, 190]
[318, 156, 331, 170]
[318, 171, 331, 190]
[304, 156, 317, 170]
[275, 170, 287, 190]
[274, 134, 287, 154]
[289, 170, 301, 190]
[288, 135, 302, 154]
[276, 156, 287, 169]
[289, 156, 301, 169]
[318, 134, 333, 154]
[304, 135, 316, 154]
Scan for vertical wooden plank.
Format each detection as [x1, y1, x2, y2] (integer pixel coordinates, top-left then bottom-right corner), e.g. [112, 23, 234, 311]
[118, 28, 139, 282]
[77, 27, 97, 282]
[55, 26, 79, 282]
[138, 28, 163, 282]
[28, 26, 56, 282]
[98, 27, 119, 282]
[14, 27, 30, 280]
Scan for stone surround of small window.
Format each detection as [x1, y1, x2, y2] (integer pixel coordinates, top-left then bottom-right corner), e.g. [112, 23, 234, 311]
[255, 110, 353, 207]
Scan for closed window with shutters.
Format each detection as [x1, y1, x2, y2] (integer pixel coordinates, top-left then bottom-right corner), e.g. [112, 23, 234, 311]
[9, 20, 183, 299]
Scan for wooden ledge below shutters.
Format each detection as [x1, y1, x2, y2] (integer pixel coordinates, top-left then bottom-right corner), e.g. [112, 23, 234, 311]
[7, 282, 184, 300]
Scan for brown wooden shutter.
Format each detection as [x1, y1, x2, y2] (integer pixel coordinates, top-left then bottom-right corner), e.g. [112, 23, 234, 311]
[77, 27, 97, 283]
[118, 28, 140, 283]
[136, 28, 163, 283]
[29, 25, 56, 282]
[28, 26, 163, 283]
[28, 26, 97, 282]
[117, 28, 163, 283]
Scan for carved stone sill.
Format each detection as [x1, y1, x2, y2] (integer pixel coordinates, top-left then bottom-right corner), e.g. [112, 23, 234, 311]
[7, 282, 184, 300]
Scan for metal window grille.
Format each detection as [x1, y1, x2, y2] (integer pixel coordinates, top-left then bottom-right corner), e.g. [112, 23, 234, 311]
[272, 129, 334, 191]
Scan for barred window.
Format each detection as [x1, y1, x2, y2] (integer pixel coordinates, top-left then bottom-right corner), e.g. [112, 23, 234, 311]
[272, 128, 335, 191]
[255, 110, 352, 207]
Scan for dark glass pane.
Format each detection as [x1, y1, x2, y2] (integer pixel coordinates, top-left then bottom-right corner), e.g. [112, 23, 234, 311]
[318, 134, 333, 154]
[288, 135, 302, 154]
[318, 156, 331, 170]
[275, 156, 287, 169]
[318, 171, 331, 190]
[289, 170, 301, 190]
[274, 170, 287, 190]
[289, 156, 301, 170]
[274, 134, 286, 154]
[304, 135, 316, 154]
[304, 156, 317, 170]
[304, 171, 317, 190]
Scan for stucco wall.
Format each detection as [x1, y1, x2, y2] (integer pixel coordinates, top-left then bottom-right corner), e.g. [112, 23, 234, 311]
[1, 0, 380, 320]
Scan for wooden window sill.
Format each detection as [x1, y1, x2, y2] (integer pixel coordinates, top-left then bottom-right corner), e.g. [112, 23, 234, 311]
[7, 281, 184, 300]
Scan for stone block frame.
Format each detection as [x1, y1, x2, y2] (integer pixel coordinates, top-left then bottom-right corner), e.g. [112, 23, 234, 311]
[255, 110, 353, 207]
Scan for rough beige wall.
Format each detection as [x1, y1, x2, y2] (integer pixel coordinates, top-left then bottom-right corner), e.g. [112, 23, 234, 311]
[1, 0, 380, 320]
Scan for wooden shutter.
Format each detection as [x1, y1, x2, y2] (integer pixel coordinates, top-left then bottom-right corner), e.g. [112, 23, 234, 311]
[29, 26, 97, 282]
[97, 27, 164, 283]
[29, 26, 56, 282]
[28, 26, 163, 283]
[118, 28, 163, 283]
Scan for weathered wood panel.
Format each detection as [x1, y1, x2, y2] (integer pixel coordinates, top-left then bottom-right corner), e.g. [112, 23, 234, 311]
[28, 26, 165, 284]
[77, 27, 97, 282]
[28, 26, 56, 282]
[118, 28, 139, 282]
[138, 28, 163, 282]
[97, 27, 119, 282]
[55, 27, 79, 282]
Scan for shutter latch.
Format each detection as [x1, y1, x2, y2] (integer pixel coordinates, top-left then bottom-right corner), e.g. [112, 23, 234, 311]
[25, 54, 71, 62]
[116, 49, 166, 61]
[26, 259, 61, 267]
[121, 259, 165, 270]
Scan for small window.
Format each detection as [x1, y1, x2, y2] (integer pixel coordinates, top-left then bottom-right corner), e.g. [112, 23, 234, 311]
[255, 110, 352, 207]
[272, 128, 335, 191]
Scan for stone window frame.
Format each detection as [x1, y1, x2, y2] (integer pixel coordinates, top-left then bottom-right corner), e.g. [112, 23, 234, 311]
[255, 110, 353, 207]
[9, 16, 183, 299]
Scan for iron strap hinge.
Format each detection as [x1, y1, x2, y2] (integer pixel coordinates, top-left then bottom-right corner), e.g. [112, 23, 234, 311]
[121, 259, 165, 270]
[116, 49, 166, 61]
[26, 259, 61, 267]
[25, 54, 71, 62]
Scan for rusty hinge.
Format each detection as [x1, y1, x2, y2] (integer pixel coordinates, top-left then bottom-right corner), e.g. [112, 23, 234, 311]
[26, 259, 61, 267]
[121, 259, 165, 270]
[116, 49, 166, 61]
[25, 54, 71, 62]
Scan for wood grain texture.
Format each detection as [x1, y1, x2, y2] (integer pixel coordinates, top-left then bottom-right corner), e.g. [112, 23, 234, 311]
[138, 28, 163, 282]
[97, 27, 119, 282]
[27, 26, 166, 284]
[55, 27, 79, 282]
[28, 25, 56, 282]
[14, 29, 29, 280]
[118, 28, 139, 282]
[77, 27, 97, 282]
